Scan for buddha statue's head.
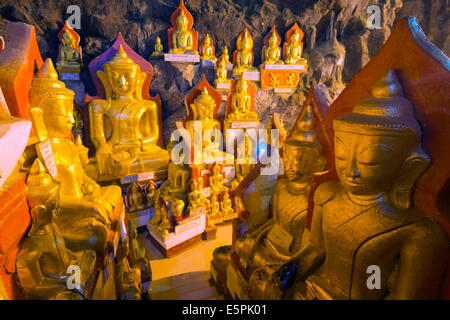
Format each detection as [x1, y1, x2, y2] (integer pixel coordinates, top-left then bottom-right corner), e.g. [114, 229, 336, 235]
[204, 34, 212, 46]
[284, 104, 326, 183]
[240, 30, 253, 51]
[176, 10, 189, 31]
[290, 30, 301, 44]
[29, 58, 76, 140]
[128, 182, 143, 198]
[268, 32, 279, 48]
[333, 69, 429, 209]
[156, 36, 162, 46]
[61, 29, 75, 47]
[212, 163, 221, 176]
[236, 78, 248, 97]
[101, 45, 145, 99]
[191, 87, 216, 120]
[26, 159, 61, 236]
[223, 190, 230, 201]
[223, 46, 229, 56]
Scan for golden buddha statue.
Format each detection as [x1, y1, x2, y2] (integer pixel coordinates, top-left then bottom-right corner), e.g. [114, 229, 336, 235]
[210, 194, 222, 221]
[88, 45, 169, 181]
[233, 30, 257, 75]
[186, 87, 222, 160]
[157, 199, 172, 235]
[127, 182, 146, 212]
[200, 34, 216, 62]
[227, 78, 258, 121]
[169, 10, 198, 55]
[144, 180, 157, 208]
[128, 221, 152, 282]
[215, 57, 231, 85]
[233, 104, 325, 272]
[263, 31, 283, 65]
[56, 29, 81, 73]
[115, 237, 142, 300]
[221, 190, 235, 218]
[284, 30, 305, 65]
[29, 58, 122, 254]
[151, 36, 164, 57]
[219, 46, 232, 66]
[209, 163, 228, 196]
[188, 179, 201, 210]
[260, 70, 448, 300]
[16, 159, 96, 300]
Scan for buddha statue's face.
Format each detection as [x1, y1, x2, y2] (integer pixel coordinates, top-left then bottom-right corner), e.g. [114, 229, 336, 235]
[334, 130, 409, 196]
[196, 100, 214, 119]
[237, 80, 248, 95]
[176, 12, 189, 30]
[269, 33, 278, 47]
[213, 164, 220, 175]
[283, 144, 318, 182]
[191, 180, 198, 191]
[62, 31, 73, 47]
[106, 65, 138, 97]
[290, 31, 300, 44]
[43, 97, 75, 138]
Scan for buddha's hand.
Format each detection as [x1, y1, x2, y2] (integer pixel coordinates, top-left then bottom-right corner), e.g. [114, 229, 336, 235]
[96, 146, 114, 176]
[264, 260, 300, 300]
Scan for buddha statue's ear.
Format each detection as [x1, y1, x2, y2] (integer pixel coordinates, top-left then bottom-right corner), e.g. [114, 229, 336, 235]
[28, 205, 48, 236]
[97, 70, 112, 100]
[390, 152, 430, 210]
[134, 71, 146, 100]
[30, 107, 48, 141]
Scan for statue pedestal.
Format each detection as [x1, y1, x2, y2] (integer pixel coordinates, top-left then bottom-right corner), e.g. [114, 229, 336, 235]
[260, 63, 306, 90]
[147, 212, 206, 258]
[164, 53, 200, 64]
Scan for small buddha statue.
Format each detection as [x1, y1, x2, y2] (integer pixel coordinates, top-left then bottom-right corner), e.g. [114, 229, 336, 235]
[219, 46, 232, 66]
[115, 237, 142, 300]
[128, 221, 152, 282]
[188, 179, 201, 210]
[227, 78, 258, 121]
[221, 190, 235, 218]
[151, 36, 164, 57]
[56, 29, 81, 72]
[169, 10, 198, 55]
[200, 34, 216, 62]
[144, 181, 157, 208]
[210, 194, 221, 219]
[261, 70, 449, 300]
[29, 58, 122, 254]
[157, 199, 172, 235]
[234, 104, 326, 272]
[209, 163, 227, 196]
[233, 30, 257, 75]
[186, 87, 222, 160]
[127, 182, 146, 212]
[263, 31, 284, 65]
[269, 72, 279, 87]
[16, 159, 96, 300]
[284, 30, 305, 65]
[160, 161, 189, 203]
[88, 45, 169, 181]
[215, 57, 231, 85]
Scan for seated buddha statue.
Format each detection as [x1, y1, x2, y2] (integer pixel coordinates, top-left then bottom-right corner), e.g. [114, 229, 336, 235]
[227, 78, 258, 121]
[209, 194, 222, 224]
[259, 70, 449, 300]
[188, 179, 204, 210]
[186, 87, 222, 160]
[151, 36, 164, 57]
[233, 105, 325, 272]
[263, 31, 283, 65]
[169, 10, 198, 55]
[128, 221, 152, 283]
[144, 181, 157, 208]
[16, 159, 96, 300]
[233, 30, 257, 75]
[219, 46, 232, 66]
[115, 237, 142, 300]
[88, 45, 169, 181]
[209, 163, 228, 196]
[215, 57, 231, 85]
[221, 190, 235, 218]
[29, 58, 122, 254]
[127, 182, 146, 212]
[284, 30, 305, 65]
[200, 34, 216, 62]
[56, 29, 81, 72]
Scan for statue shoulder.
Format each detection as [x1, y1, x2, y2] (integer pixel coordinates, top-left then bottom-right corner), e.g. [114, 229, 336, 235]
[406, 211, 448, 247]
[313, 180, 341, 206]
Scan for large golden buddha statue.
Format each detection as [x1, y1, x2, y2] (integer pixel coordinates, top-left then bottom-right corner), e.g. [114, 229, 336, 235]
[233, 105, 325, 270]
[259, 70, 448, 300]
[29, 58, 122, 254]
[186, 87, 222, 160]
[284, 29, 305, 65]
[233, 30, 257, 75]
[227, 78, 258, 121]
[88, 46, 169, 181]
[16, 159, 96, 300]
[169, 10, 198, 55]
